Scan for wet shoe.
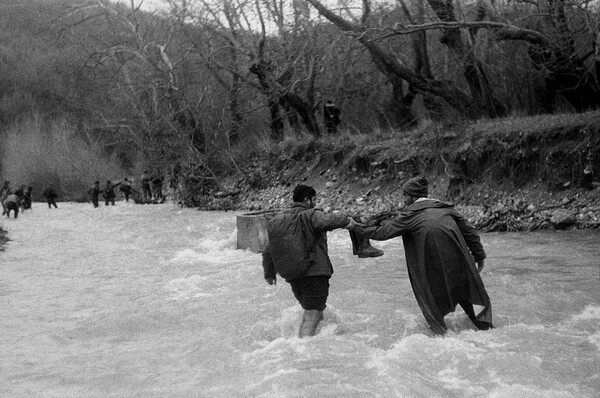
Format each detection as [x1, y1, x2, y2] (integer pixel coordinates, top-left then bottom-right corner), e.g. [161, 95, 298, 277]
[357, 246, 384, 258]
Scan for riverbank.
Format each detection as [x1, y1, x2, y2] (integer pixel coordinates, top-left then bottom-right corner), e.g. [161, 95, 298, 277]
[207, 111, 600, 231]
[231, 173, 600, 232]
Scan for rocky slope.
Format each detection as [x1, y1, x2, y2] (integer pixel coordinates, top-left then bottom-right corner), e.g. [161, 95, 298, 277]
[208, 111, 600, 231]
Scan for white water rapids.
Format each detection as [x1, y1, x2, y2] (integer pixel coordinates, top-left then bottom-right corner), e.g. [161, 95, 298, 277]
[1, 202, 599, 397]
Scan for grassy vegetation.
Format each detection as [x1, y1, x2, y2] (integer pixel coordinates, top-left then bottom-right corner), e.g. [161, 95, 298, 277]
[0, 114, 128, 201]
[243, 111, 599, 191]
[225, 110, 599, 218]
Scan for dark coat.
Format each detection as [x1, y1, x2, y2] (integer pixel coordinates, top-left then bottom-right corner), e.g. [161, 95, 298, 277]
[3, 193, 20, 207]
[89, 186, 101, 200]
[354, 199, 492, 333]
[263, 202, 350, 280]
[42, 188, 58, 200]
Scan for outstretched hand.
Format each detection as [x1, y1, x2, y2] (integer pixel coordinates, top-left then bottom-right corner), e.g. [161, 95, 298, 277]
[265, 277, 277, 286]
[477, 260, 485, 273]
[345, 218, 358, 231]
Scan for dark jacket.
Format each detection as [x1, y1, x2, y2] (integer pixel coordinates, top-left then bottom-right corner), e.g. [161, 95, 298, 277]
[3, 193, 20, 207]
[354, 199, 491, 333]
[263, 202, 350, 281]
[43, 188, 58, 200]
[89, 186, 101, 200]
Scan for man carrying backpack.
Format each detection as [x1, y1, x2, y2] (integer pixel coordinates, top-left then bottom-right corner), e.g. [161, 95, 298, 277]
[102, 180, 121, 206]
[262, 184, 378, 338]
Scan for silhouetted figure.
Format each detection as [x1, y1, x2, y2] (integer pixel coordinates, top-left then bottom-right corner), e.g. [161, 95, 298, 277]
[42, 185, 58, 209]
[323, 100, 341, 134]
[141, 171, 151, 202]
[151, 175, 164, 202]
[89, 181, 101, 208]
[120, 178, 133, 202]
[102, 180, 120, 206]
[22, 186, 33, 211]
[2, 193, 21, 218]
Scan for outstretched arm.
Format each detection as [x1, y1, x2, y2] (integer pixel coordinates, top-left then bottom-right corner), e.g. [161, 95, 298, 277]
[353, 216, 407, 241]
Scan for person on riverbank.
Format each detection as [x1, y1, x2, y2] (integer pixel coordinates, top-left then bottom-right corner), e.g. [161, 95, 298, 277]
[102, 180, 120, 206]
[353, 176, 493, 334]
[119, 178, 133, 202]
[42, 185, 58, 209]
[21, 186, 33, 211]
[141, 171, 151, 202]
[262, 184, 378, 337]
[2, 193, 21, 218]
[151, 174, 164, 202]
[323, 100, 341, 134]
[89, 181, 101, 208]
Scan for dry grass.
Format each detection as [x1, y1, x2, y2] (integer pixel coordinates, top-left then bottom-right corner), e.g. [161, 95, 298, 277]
[0, 114, 127, 200]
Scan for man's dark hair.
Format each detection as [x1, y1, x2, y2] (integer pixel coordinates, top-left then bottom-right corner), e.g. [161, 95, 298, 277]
[293, 184, 316, 203]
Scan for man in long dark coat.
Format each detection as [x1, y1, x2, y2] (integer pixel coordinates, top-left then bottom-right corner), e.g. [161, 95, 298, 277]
[354, 176, 493, 334]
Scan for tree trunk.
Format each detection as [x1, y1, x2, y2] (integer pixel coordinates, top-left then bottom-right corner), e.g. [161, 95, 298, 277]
[305, 0, 479, 119]
[495, 4, 600, 113]
[426, 0, 506, 118]
[250, 60, 321, 138]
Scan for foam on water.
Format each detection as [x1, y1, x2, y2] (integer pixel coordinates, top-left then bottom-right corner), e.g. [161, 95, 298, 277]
[1, 203, 599, 397]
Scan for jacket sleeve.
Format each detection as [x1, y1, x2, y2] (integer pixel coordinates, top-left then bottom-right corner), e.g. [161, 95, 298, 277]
[450, 209, 486, 262]
[353, 213, 410, 241]
[261, 243, 277, 279]
[310, 209, 351, 232]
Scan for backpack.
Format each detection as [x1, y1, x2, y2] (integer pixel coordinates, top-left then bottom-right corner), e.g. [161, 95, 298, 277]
[267, 209, 316, 281]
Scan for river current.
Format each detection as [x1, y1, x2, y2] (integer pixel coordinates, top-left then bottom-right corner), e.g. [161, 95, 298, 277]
[1, 202, 599, 397]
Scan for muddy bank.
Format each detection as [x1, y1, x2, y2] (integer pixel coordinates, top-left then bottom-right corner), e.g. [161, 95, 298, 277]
[202, 112, 600, 231]
[231, 175, 600, 232]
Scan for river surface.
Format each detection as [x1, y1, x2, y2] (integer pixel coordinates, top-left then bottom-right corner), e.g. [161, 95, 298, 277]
[1, 202, 599, 397]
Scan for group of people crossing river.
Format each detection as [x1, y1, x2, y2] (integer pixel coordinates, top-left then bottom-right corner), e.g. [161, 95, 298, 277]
[1, 170, 167, 218]
[3, 171, 494, 337]
[1, 181, 57, 218]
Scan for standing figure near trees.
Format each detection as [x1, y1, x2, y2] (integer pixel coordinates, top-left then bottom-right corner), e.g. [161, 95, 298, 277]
[2, 193, 21, 218]
[102, 180, 120, 206]
[119, 178, 133, 202]
[151, 174, 164, 202]
[21, 186, 33, 211]
[141, 171, 151, 202]
[89, 181, 102, 208]
[42, 185, 58, 209]
[353, 176, 494, 335]
[323, 100, 341, 134]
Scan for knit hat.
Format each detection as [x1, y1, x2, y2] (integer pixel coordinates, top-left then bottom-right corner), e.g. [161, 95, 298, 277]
[402, 176, 429, 197]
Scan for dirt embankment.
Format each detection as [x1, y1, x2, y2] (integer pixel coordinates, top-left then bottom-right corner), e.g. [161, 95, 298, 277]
[213, 112, 600, 231]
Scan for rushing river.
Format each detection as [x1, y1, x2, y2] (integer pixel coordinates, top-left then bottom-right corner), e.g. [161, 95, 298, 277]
[1, 202, 599, 397]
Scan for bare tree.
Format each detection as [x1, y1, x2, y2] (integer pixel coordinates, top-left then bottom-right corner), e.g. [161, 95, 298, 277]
[63, 0, 204, 170]
[493, 0, 600, 112]
[305, 0, 484, 119]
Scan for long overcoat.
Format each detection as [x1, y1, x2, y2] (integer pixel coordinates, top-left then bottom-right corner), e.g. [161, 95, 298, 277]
[354, 199, 492, 333]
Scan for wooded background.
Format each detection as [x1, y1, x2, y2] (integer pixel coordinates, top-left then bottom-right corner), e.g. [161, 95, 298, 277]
[0, 0, 598, 194]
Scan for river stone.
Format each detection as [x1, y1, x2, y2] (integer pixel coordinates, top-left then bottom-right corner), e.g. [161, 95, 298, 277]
[550, 209, 576, 229]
